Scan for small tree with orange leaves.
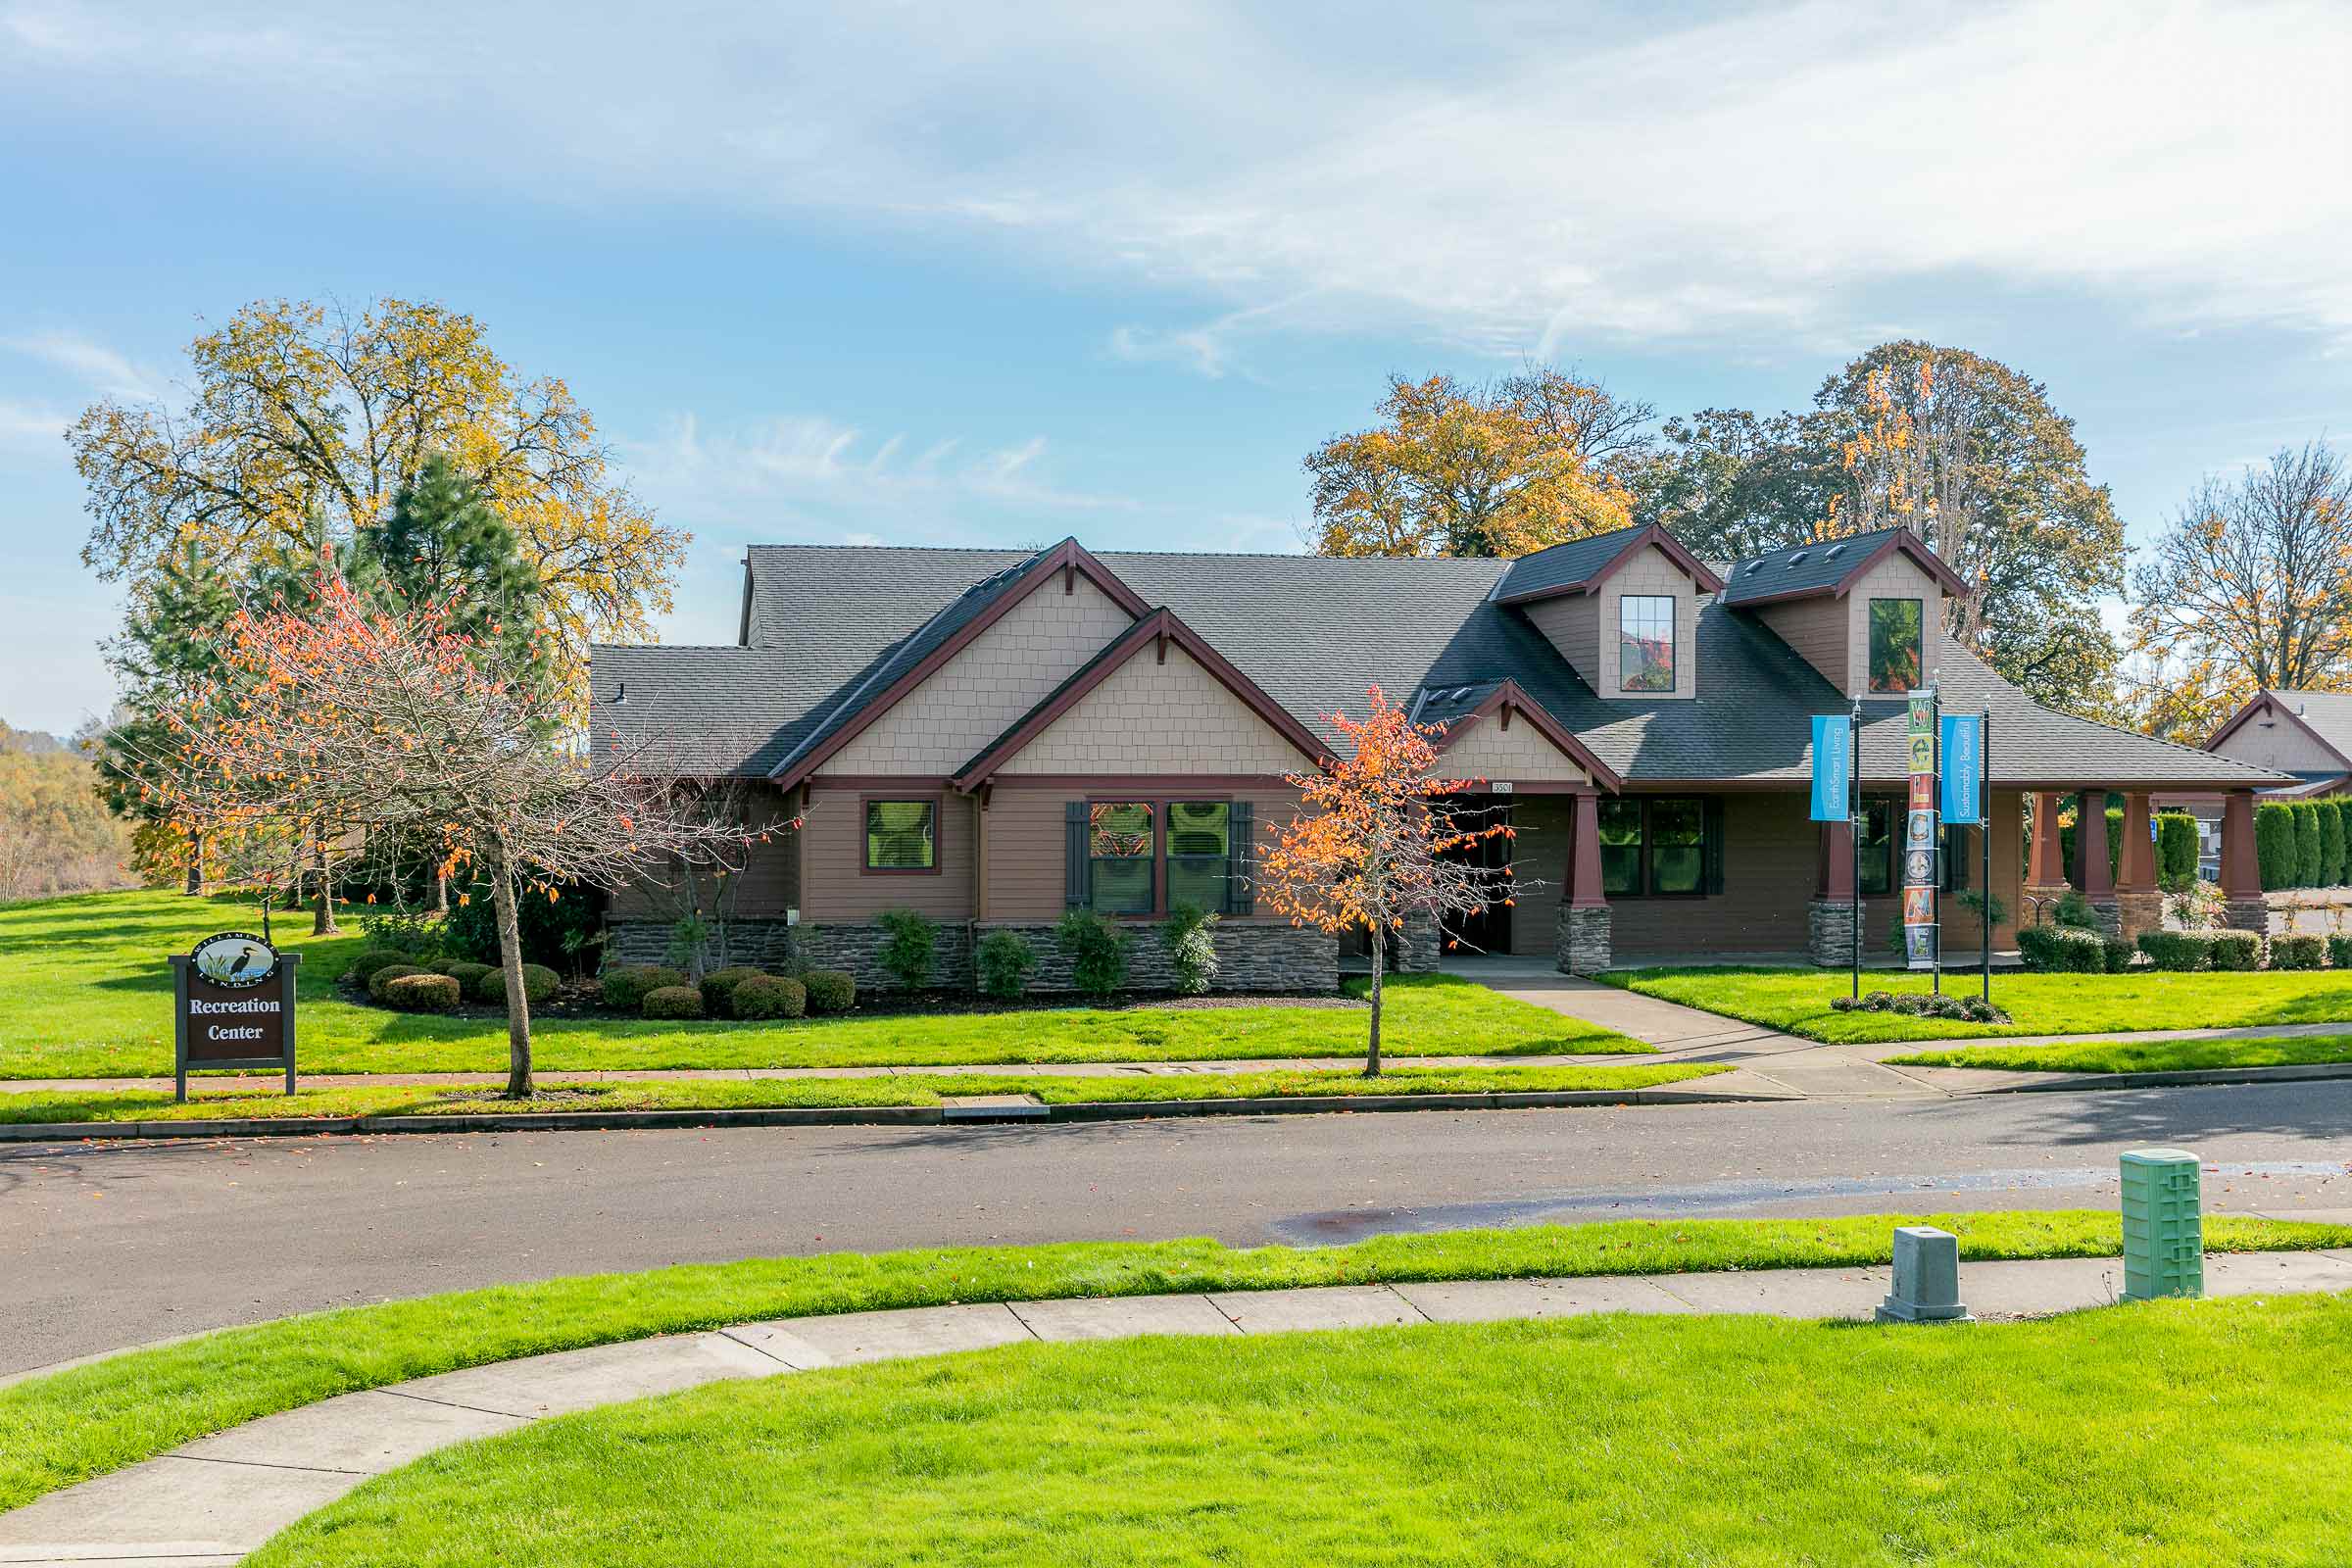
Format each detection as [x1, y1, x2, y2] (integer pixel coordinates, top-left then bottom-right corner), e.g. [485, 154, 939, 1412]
[128, 575, 788, 1096]
[1256, 687, 1514, 1075]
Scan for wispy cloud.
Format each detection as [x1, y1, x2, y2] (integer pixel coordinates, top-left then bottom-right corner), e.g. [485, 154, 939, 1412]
[0, 397, 67, 453]
[3, 330, 162, 400]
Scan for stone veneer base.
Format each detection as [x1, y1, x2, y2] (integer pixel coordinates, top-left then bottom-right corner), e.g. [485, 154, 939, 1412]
[1807, 899, 1861, 968]
[1556, 904, 1611, 975]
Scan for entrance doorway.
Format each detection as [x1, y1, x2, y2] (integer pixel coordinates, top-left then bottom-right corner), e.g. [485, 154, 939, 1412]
[1439, 799, 1514, 956]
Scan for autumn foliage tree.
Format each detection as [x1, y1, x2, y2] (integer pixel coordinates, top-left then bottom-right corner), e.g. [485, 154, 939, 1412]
[1305, 367, 1651, 558]
[70, 297, 685, 710]
[1256, 687, 1513, 1075]
[127, 578, 783, 1096]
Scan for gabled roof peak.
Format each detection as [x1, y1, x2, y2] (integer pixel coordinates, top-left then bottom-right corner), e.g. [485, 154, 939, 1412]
[1721, 527, 1969, 607]
[1492, 523, 1725, 605]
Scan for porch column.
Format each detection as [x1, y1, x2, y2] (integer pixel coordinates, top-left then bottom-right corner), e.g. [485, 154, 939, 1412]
[1809, 817, 1857, 967]
[2219, 789, 2269, 933]
[1555, 788, 1611, 975]
[2115, 791, 2161, 940]
[2024, 791, 2068, 926]
[2075, 789, 2119, 935]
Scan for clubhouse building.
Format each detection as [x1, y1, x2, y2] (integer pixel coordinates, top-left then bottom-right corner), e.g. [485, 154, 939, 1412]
[590, 525, 2283, 991]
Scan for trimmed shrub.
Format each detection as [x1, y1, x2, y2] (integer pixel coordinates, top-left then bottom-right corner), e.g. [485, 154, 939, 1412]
[2018, 925, 2105, 973]
[2331, 935, 2352, 970]
[367, 962, 427, 1001]
[1859, 991, 1895, 1011]
[350, 950, 415, 984]
[2101, 935, 2136, 972]
[698, 965, 766, 1018]
[642, 985, 705, 1020]
[2293, 802, 2324, 888]
[974, 930, 1039, 1002]
[874, 908, 939, 991]
[434, 959, 493, 992]
[1055, 908, 1132, 1002]
[2209, 931, 2263, 972]
[476, 962, 560, 1005]
[2136, 931, 2214, 972]
[2154, 812, 2201, 888]
[804, 969, 857, 1014]
[443, 878, 604, 969]
[2270, 934, 2325, 970]
[730, 974, 808, 1020]
[2049, 890, 2100, 931]
[2256, 803, 2297, 890]
[2325, 799, 2351, 887]
[380, 971, 463, 1012]
[1162, 904, 1219, 997]
[602, 964, 687, 1012]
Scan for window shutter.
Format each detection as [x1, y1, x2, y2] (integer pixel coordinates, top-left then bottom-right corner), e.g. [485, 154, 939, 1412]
[1064, 801, 1088, 909]
[1229, 800, 1254, 915]
[1703, 797, 1725, 896]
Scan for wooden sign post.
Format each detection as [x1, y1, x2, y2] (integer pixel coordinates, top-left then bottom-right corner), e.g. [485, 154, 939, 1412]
[172, 931, 300, 1102]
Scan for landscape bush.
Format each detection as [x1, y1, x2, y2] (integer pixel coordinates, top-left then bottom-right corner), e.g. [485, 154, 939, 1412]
[1055, 908, 1131, 1001]
[379, 972, 463, 1012]
[2331, 935, 2352, 970]
[2018, 925, 2106, 973]
[974, 930, 1039, 1001]
[2321, 802, 2347, 887]
[641, 985, 705, 1020]
[804, 969, 857, 1013]
[601, 964, 687, 1012]
[366, 962, 427, 1001]
[1162, 904, 1220, 997]
[433, 959, 493, 992]
[875, 907, 939, 991]
[349, 950, 416, 984]
[2155, 812, 2201, 887]
[2209, 931, 2263, 972]
[442, 877, 604, 969]
[2256, 803, 2297, 890]
[475, 962, 560, 1005]
[2048, 890, 2100, 931]
[2269, 934, 2325, 971]
[358, 909, 445, 960]
[698, 965, 766, 1018]
[729, 974, 808, 1020]
[2136, 931, 2215, 972]
[2100, 935, 2136, 973]
[1833, 989, 2007, 1023]
[2293, 802, 2324, 888]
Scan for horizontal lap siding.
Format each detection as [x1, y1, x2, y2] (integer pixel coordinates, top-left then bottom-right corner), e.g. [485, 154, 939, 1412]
[802, 787, 976, 919]
[1504, 794, 1575, 957]
[607, 784, 802, 919]
[982, 785, 1304, 921]
[1611, 792, 1812, 955]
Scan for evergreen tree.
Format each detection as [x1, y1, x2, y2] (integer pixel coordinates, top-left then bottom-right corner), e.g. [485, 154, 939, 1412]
[357, 454, 554, 700]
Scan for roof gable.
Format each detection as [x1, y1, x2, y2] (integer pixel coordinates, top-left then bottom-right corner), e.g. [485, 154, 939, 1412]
[1418, 679, 1623, 791]
[1494, 523, 1726, 605]
[1721, 527, 1970, 607]
[2206, 689, 2352, 769]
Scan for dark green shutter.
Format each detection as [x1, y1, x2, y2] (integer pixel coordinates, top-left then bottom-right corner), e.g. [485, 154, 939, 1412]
[1702, 797, 1725, 896]
[1064, 802, 1088, 909]
[1229, 800, 1254, 915]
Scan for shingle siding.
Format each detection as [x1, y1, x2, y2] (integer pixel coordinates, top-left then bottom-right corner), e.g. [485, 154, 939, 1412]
[997, 643, 1313, 775]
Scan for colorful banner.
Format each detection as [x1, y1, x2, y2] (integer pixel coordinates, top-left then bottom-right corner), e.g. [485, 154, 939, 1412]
[1940, 713, 1984, 825]
[1809, 714, 1850, 822]
[1903, 687, 1939, 971]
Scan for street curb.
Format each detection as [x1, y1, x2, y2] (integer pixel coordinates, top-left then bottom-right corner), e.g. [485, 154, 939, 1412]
[1944, 1061, 2352, 1095]
[0, 1084, 1787, 1141]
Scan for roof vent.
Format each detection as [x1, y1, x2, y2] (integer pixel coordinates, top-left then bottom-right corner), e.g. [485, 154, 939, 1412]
[1824, 543, 1846, 560]
[610, 681, 626, 705]
[1744, 561, 1764, 575]
[1786, 550, 1809, 568]
[1450, 686, 1474, 702]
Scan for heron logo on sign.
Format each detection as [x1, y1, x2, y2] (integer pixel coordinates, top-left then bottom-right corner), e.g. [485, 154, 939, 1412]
[191, 931, 276, 989]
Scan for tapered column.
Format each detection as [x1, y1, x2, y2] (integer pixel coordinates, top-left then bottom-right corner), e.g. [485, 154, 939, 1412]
[2077, 791, 2114, 899]
[2026, 792, 2067, 890]
[2114, 791, 2160, 939]
[2220, 790, 2268, 933]
[1556, 789, 1611, 975]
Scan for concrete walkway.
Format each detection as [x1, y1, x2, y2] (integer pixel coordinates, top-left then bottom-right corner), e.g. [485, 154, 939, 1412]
[7, 1250, 2350, 1566]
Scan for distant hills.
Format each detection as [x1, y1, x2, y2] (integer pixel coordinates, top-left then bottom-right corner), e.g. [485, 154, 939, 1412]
[0, 721, 70, 756]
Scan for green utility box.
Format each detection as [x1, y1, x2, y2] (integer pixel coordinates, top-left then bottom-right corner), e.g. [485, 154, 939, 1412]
[2120, 1148, 2203, 1300]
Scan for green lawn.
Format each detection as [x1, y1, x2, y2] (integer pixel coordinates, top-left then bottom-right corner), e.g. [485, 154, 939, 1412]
[254, 1296, 2352, 1567]
[0, 1060, 1723, 1125]
[1611, 965, 2352, 1043]
[1889, 1033, 2352, 1075]
[0, 889, 1642, 1079]
[8, 1210, 2343, 1515]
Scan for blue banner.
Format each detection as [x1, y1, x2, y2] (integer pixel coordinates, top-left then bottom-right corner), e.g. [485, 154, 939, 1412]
[1810, 714, 1850, 822]
[1940, 713, 1984, 824]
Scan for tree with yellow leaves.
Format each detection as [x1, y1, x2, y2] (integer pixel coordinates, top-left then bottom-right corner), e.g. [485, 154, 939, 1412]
[2126, 442, 2352, 743]
[70, 298, 684, 710]
[1304, 367, 1651, 558]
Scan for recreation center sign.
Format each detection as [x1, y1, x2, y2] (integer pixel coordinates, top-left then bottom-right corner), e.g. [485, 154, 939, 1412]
[172, 930, 301, 1101]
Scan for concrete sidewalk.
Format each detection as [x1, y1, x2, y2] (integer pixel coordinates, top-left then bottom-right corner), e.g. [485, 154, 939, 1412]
[7, 1249, 2349, 1566]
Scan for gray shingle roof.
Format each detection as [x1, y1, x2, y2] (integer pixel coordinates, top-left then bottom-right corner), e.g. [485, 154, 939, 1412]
[1490, 529, 1643, 602]
[590, 541, 2286, 791]
[1720, 527, 1906, 606]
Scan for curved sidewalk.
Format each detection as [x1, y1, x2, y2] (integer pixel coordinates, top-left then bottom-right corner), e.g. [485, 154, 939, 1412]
[7, 1250, 2352, 1566]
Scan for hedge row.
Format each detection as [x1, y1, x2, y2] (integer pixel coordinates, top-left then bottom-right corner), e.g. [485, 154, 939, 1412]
[2258, 798, 2352, 891]
[2019, 924, 2352, 973]
[601, 962, 855, 1021]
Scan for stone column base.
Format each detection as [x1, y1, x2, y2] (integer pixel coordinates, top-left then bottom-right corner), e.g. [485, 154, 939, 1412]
[1808, 899, 1859, 967]
[2114, 891, 2163, 941]
[1556, 905, 1612, 975]
[2223, 897, 2271, 935]
[2083, 900, 2122, 939]
[1395, 912, 1442, 973]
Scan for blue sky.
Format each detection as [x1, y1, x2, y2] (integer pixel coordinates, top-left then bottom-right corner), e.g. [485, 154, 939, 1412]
[4, 0, 2349, 735]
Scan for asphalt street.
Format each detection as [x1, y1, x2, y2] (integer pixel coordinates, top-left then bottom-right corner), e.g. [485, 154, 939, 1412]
[6, 1081, 2350, 1375]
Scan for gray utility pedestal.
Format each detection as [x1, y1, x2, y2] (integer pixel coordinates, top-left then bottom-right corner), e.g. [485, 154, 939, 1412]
[1876, 1226, 1972, 1323]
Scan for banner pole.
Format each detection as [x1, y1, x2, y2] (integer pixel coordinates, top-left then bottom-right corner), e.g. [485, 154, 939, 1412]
[1850, 697, 1862, 1002]
[1931, 683, 1942, 997]
[1982, 706, 1993, 1005]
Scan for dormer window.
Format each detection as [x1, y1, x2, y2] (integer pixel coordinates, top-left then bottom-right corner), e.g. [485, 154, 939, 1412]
[1619, 595, 1676, 694]
[1869, 598, 1924, 693]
